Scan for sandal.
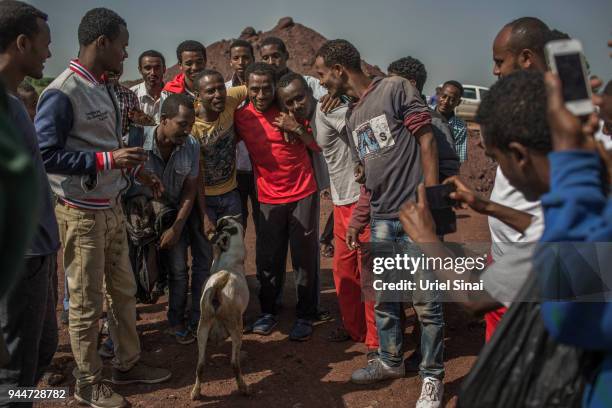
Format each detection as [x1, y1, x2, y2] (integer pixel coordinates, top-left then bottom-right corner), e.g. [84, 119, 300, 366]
[327, 327, 351, 342]
[320, 243, 335, 258]
[174, 329, 196, 345]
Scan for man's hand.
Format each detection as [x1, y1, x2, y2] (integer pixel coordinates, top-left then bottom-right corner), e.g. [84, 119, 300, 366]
[159, 224, 181, 249]
[354, 163, 365, 184]
[399, 183, 439, 243]
[202, 214, 216, 240]
[345, 226, 360, 250]
[137, 170, 164, 199]
[544, 72, 600, 151]
[273, 111, 301, 134]
[443, 176, 489, 213]
[319, 94, 342, 113]
[112, 147, 148, 169]
[128, 109, 156, 126]
[320, 188, 331, 200]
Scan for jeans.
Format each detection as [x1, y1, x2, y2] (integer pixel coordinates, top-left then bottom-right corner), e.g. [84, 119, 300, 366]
[236, 171, 259, 234]
[204, 189, 242, 225]
[370, 218, 445, 380]
[186, 209, 212, 326]
[159, 229, 190, 328]
[0, 254, 58, 408]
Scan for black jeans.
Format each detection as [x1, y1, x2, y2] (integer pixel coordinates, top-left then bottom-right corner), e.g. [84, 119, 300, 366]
[0, 254, 58, 407]
[236, 171, 259, 234]
[256, 193, 320, 320]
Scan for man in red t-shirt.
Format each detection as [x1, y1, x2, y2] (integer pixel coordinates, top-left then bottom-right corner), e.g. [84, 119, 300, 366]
[234, 62, 322, 341]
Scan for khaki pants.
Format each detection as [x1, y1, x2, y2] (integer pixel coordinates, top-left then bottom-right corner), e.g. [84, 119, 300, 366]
[56, 203, 140, 387]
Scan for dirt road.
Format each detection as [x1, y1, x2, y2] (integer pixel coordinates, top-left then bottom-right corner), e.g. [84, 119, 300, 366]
[45, 196, 490, 408]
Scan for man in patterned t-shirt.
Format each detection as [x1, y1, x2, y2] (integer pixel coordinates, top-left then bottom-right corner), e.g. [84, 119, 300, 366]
[315, 39, 445, 408]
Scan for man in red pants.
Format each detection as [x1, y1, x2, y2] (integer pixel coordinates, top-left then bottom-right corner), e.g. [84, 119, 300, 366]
[276, 72, 378, 353]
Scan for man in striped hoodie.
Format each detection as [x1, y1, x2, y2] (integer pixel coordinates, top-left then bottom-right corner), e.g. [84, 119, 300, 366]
[35, 8, 170, 408]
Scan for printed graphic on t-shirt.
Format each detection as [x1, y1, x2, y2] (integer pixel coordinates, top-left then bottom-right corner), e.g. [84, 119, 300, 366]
[352, 114, 395, 159]
[200, 125, 236, 187]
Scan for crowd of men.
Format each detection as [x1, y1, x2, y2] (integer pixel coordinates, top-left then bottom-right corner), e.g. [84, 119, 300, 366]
[0, 1, 610, 408]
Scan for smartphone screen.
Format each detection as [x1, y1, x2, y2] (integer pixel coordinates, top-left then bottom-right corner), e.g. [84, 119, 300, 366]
[554, 53, 589, 102]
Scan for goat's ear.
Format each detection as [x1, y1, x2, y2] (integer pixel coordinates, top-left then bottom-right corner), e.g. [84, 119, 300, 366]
[228, 214, 242, 225]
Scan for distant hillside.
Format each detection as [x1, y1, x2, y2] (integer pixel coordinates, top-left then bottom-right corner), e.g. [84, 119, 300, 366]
[125, 17, 383, 86]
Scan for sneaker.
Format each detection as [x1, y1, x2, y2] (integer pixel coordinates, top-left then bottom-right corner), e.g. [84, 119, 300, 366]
[289, 319, 313, 341]
[60, 310, 69, 326]
[252, 314, 277, 335]
[350, 356, 405, 384]
[316, 309, 332, 322]
[74, 382, 126, 408]
[98, 338, 114, 359]
[416, 377, 444, 408]
[100, 320, 109, 336]
[41, 370, 65, 386]
[110, 362, 172, 385]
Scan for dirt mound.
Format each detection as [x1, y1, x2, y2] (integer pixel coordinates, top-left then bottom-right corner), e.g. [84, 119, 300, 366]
[459, 123, 496, 197]
[162, 17, 384, 83]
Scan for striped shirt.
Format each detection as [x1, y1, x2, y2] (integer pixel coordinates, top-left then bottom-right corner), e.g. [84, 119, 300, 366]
[113, 83, 139, 136]
[447, 115, 468, 162]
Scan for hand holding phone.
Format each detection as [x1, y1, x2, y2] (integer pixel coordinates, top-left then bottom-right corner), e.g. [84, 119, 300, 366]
[418, 184, 457, 236]
[545, 39, 593, 116]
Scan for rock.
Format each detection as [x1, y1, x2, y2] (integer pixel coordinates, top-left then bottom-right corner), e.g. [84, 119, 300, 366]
[276, 17, 294, 30]
[240, 26, 256, 38]
[161, 17, 384, 84]
[292, 403, 304, 408]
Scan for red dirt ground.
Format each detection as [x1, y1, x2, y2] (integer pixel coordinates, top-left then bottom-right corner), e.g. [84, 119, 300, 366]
[43, 131, 492, 408]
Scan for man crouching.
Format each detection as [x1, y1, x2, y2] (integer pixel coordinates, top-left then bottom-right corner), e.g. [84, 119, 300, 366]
[141, 93, 202, 344]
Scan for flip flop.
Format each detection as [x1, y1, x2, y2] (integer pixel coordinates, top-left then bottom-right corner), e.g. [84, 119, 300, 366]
[327, 327, 351, 342]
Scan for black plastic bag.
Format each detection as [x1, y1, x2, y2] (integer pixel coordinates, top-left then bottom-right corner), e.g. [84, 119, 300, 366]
[459, 272, 600, 408]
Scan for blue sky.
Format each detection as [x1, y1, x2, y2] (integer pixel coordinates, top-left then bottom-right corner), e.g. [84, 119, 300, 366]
[30, 0, 611, 95]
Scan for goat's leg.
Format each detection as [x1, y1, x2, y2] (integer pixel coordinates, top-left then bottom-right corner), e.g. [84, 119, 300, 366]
[229, 317, 250, 395]
[191, 318, 213, 400]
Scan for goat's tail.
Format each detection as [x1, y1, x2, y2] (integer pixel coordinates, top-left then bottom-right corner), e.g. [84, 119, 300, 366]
[202, 270, 231, 345]
[202, 270, 231, 310]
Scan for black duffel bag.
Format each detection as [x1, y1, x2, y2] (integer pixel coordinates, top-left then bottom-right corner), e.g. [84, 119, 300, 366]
[459, 272, 601, 408]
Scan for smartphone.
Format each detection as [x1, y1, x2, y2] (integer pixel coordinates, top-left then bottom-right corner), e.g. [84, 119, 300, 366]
[424, 184, 457, 209]
[545, 39, 593, 116]
[421, 184, 457, 236]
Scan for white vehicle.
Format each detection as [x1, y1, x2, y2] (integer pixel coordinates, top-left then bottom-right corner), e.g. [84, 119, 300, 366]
[455, 84, 489, 121]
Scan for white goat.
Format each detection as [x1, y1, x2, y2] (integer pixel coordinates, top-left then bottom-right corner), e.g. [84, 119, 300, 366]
[190, 215, 250, 399]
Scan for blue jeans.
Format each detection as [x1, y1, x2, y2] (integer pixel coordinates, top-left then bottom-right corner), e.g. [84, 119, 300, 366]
[205, 189, 242, 225]
[185, 210, 212, 327]
[371, 218, 444, 380]
[160, 228, 192, 328]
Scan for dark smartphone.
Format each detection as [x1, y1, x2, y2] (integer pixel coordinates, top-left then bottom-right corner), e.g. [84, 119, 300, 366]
[425, 184, 457, 209]
[420, 184, 457, 236]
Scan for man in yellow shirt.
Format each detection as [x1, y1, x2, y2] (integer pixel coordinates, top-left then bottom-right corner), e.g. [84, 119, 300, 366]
[191, 69, 247, 224]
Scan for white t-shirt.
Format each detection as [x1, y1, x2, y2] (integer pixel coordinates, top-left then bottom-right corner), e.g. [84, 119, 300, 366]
[481, 212, 542, 306]
[313, 104, 361, 205]
[483, 167, 544, 305]
[488, 167, 544, 259]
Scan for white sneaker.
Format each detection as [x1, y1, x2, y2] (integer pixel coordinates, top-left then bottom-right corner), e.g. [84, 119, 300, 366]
[416, 377, 443, 408]
[350, 356, 404, 384]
